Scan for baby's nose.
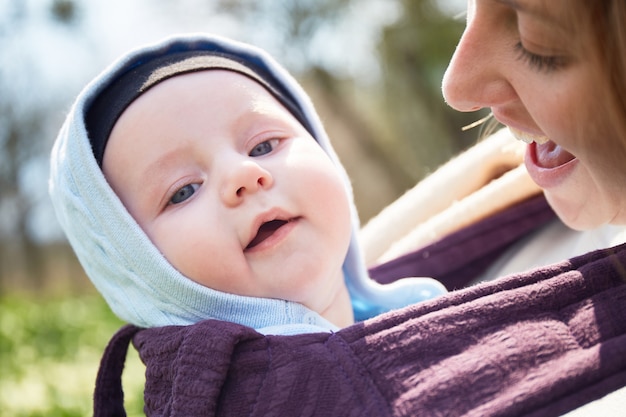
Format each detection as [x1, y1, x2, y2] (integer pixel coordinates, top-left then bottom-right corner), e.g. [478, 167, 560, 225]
[220, 159, 274, 207]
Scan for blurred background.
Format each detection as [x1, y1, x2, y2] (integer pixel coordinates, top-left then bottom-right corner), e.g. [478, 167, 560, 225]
[0, 0, 487, 415]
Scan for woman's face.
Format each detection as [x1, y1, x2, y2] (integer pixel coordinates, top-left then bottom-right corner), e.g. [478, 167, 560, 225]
[442, 0, 626, 229]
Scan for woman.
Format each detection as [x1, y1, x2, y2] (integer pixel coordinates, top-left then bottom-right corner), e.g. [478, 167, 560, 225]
[443, 1, 626, 231]
[366, 0, 626, 286]
[439, 1, 626, 413]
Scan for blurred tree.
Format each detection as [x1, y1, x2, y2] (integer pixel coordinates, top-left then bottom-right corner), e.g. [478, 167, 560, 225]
[51, 0, 78, 23]
[377, 0, 489, 182]
[212, 0, 352, 62]
[0, 99, 46, 287]
[0, 0, 80, 290]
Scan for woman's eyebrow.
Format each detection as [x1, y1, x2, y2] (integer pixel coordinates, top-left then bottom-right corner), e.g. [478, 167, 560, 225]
[494, 0, 567, 28]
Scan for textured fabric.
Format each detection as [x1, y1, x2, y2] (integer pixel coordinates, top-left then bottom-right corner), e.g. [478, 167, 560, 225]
[360, 128, 537, 266]
[91, 240, 626, 416]
[369, 194, 557, 290]
[93, 324, 140, 417]
[92, 194, 626, 416]
[48, 33, 446, 333]
[474, 216, 626, 285]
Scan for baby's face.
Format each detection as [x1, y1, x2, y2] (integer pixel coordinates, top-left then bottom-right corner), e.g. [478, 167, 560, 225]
[102, 70, 353, 316]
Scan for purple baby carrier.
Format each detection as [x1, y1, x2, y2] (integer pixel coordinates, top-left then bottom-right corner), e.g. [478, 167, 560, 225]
[94, 195, 626, 416]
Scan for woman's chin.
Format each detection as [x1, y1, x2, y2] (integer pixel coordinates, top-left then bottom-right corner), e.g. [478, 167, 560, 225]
[544, 190, 611, 231]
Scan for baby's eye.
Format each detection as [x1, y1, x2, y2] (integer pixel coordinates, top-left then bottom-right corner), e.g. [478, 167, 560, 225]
[249, 139, 280, 157]
[169, 183, 199, 205]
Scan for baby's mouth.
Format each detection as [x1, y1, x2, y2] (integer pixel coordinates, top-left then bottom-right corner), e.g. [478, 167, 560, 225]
[246, 219, 289, 250]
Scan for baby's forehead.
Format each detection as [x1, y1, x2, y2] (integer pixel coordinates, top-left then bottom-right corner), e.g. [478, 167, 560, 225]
[108, 69, 311, 160]
[112, 70, 304, 140]
[86, 50, 314, 168]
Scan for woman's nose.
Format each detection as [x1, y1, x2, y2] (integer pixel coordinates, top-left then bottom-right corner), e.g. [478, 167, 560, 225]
[441, 10, 517, 112]
[219, 158, 274, 207]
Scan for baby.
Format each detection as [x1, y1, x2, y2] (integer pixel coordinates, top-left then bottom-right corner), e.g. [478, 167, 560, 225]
[49, 33, 446, 335]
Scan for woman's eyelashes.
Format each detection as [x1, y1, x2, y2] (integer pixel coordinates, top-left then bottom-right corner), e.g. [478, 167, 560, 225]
[169, 183, 200, 205]
[514, 42, 567, 72]
[249, 138, 280, 157]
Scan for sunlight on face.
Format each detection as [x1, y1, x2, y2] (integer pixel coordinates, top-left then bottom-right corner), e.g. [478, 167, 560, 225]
[442, 0, 626, 229]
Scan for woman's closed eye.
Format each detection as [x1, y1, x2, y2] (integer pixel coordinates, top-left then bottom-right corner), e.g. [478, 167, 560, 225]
[514, 42, 567, 72]
[169, 183, 200, 205]
[249, 138, 280, 157]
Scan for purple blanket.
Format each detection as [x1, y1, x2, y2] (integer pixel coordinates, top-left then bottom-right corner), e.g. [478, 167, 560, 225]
[95, 242, 626, 416]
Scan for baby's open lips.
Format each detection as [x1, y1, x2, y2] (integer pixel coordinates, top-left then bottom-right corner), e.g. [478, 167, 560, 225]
[246, 219, 289, 250]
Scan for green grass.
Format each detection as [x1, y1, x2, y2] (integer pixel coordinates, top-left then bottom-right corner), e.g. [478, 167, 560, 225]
[0, 294, 145, 416]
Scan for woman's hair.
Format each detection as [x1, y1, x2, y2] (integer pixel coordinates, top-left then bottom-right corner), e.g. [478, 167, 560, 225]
[584, 0, 626, 140]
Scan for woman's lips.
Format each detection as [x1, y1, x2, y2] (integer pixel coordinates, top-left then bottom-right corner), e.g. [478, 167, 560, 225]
[533, 140, 576, 169]
[524, 141, 578, 188]
[507, 125, 578, 187]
